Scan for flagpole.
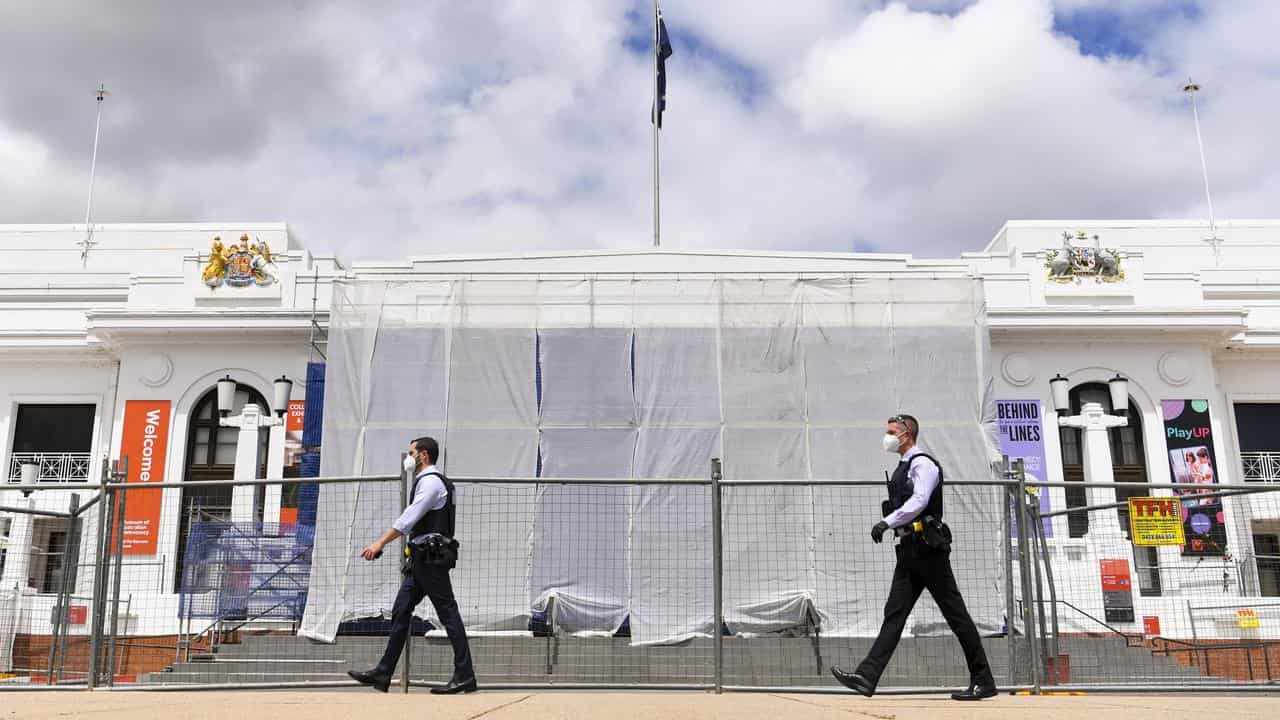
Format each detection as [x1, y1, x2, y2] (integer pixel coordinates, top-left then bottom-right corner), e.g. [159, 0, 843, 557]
[1182, 78, 1221, 265]
[80, 83, 109, 266]
[652, 0, 661, 248]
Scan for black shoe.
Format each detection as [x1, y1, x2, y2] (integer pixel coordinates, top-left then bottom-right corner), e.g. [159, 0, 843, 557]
[430, 676, 478, 695]
[830, 667, 874, 697]
[347, 668, 391, 693]
[951, 681, 998, 701]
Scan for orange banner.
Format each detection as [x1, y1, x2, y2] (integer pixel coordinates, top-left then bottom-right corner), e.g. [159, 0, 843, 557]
[117, 400, 171, 555]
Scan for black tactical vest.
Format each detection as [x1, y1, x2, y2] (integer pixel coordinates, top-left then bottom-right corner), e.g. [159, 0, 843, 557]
[410, 471, 456, 539]
[887, 452, 944, 521]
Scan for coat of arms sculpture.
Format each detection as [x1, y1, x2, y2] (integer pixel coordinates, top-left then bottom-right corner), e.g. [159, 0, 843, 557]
[1045, 231, 1124, 283]
[202, 234, 279, 288]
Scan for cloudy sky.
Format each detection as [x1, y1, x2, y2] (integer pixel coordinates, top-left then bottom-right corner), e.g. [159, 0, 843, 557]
[0, 0, 1274, 261]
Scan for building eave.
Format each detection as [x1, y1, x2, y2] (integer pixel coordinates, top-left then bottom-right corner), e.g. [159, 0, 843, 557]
[85, 309, 328, 346]
[986, 306, 1249, 341]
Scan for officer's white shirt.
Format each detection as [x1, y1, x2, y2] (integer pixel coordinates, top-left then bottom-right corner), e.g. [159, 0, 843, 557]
[393, 464, 448, 540]
[882, 447, 940, 529]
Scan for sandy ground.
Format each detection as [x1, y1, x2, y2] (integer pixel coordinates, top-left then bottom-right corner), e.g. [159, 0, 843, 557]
[2, 689, 1280, 719]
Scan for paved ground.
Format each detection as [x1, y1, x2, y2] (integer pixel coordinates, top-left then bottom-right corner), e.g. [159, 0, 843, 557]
[2, 689, 1280, 719]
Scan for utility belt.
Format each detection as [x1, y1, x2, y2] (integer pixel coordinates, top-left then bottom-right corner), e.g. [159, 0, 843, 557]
[893, 515, 951, 550]
[400, 532, 459, 574]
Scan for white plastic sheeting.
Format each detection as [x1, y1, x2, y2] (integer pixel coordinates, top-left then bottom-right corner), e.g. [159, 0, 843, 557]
[299, 275, 1002, 645]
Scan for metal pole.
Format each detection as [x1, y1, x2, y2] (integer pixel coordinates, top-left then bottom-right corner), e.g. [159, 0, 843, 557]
[1029, 489, 1061, 672]
[1001, 458, 1016, 688]
[80, 84, 108, 266]
[652, 0, 661, 248]
[1013, 458, 1041, 693]
[53, 494, 81, 683]
[1183, 79, 1217, 255]
[710, 457, 724, 694]
[43, 493, 79, 684]
[400, 452, 411, 695]
[88, 459, 114, 688]
[106, 457, 129, 686]
[1022, 465, 1050, 685]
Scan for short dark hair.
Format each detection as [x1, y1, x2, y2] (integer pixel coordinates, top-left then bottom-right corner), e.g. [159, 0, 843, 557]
[888, 414, 920, 439]
[411, 436, 439, 464]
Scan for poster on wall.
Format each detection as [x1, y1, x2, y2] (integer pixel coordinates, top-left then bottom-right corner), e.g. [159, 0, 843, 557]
[996, 400, 1051, 537]
[117, 400, 171, 555]
[285, 399, 305, 468]
[1100, 558, 1135, 623]
[1161, 399, 1228, 557]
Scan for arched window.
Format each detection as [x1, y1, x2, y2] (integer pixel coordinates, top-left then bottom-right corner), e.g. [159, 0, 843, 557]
[174, 383, 269, 589]
[1059, 382, 1160, 595]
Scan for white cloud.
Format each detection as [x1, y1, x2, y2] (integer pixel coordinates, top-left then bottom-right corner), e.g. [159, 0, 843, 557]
[0, 0, 1276, 260]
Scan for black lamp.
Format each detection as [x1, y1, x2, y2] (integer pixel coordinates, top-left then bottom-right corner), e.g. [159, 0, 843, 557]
[272, 375, 293, 418]
[1049, 374, 1070, 417]
[1108, 374, 1129, 417]
[216, 375, 237, 417]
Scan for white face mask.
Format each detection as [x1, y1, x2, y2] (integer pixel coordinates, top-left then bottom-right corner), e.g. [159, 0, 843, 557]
[403, 454, 417, 473]
[882, 433, 902, 453]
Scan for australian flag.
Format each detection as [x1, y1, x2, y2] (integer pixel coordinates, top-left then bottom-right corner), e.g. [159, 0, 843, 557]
[653, 9, 673, 128]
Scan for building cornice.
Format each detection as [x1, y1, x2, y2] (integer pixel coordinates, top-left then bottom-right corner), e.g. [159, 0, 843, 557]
[986, 306, 1248, 340]
[85, 309, 329, 346]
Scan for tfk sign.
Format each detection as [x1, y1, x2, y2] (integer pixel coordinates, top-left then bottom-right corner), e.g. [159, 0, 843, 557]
[116, 400, 171, 555]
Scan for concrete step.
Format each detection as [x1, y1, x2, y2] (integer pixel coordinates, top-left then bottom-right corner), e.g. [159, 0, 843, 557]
[138, 632, 1216, 687]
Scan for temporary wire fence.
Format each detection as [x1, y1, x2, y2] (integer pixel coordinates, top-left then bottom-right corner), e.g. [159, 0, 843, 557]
[3, 457, 1280, 693]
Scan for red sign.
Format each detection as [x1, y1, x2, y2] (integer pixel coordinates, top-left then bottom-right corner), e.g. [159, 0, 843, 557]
[1143, 615, 1161, 636]
[116, 400, 171, 555]
[287, 400, 305, 432]
[1100, 559, 1132, 592]
[284, 399, 305, 468]
[67, 605, 87, 625]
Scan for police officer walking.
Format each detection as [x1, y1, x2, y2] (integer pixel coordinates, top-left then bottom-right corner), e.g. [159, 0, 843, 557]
[348, 436, 477, 694]
[831, 414, 996, 701]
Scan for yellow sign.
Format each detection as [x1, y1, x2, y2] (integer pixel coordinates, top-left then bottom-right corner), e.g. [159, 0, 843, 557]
[1237, 608, 1260, 629]
[1127, 497, 1185, 546]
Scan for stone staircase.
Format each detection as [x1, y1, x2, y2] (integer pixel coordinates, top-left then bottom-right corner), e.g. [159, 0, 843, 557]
[137, 632, 1215, 688]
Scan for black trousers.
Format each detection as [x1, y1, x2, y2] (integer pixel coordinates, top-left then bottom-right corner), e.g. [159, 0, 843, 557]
[376, 560, 474, 680]
[856, 539, 992, 687]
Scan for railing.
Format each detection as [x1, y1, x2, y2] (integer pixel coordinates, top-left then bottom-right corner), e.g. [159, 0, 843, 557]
[7, 453, 93, 483]
[1241, 452, 1280, 483]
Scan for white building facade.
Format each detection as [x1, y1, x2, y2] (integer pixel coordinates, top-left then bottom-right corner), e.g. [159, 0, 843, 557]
[1, 220, 1278, 648]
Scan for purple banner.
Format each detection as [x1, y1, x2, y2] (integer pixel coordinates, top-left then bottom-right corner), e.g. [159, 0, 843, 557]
[997, 399, 1051, 537]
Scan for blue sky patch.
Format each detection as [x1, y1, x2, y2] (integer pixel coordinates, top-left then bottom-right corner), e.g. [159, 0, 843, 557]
[1053, 2, 1201, 60]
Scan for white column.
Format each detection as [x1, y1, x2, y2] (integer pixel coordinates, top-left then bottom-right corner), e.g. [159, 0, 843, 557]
[1065, 402, 1130, 552]
[262, 423, 286, 529]
[1, 504, 36, 591]
[229, 405, 264, 524]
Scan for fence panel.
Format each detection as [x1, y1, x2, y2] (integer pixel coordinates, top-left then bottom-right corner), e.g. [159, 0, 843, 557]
[1017, 480, 1280, 689]
[11, 463, 1280, 693]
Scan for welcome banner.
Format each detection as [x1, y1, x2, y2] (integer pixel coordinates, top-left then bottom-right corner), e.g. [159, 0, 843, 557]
[117, 400, 171, 555]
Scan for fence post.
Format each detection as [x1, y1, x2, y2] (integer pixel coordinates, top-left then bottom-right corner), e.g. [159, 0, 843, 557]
[1021, 460, 1050, 685]
[106, 456, 129, 686]
[54, 494, 81, 684]
[45, 494, 79, 684]
[87, 459, 115, 689]
[399, 452, 411, 695]
[1001, 457, 1016, 688]
[1027, 484, 1061, 668]
[710, 457, 724, 695]
[1013, 456, 1042, 693]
